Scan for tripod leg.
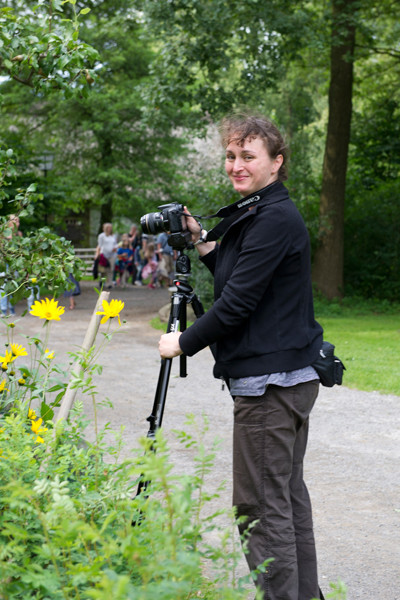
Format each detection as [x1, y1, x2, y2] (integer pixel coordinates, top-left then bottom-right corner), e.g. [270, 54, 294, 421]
[147, 291, 185, 434]
[136, 289, 187, 498]
[190, 293, 204, 319]
[178, 297, 187, 377]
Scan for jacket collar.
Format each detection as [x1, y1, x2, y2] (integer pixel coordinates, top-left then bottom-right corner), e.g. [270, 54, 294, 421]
[206, 181, 289, 242]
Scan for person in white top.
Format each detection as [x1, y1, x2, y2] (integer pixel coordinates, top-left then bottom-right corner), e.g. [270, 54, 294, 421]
[95, 222, 117, 288]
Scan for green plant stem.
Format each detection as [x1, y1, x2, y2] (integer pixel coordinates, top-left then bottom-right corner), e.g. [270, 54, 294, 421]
[0, 278, 31, 299]
[88, 320, 122, 366]
[160, 469, 177, 562]
[91, 392, 99, 490]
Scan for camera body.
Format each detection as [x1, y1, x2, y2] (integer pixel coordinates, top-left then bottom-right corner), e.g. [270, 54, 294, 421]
[140, 203, 193, 250]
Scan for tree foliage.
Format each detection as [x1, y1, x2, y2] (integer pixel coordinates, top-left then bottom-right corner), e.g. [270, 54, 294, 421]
[1, 0, 194, 232]
[0, 0, 97, 298]
[1, 0, 400, 299]
[139, 0, 400, 300]
[0, 0, 98, 94]
[139, 0, 325, 121]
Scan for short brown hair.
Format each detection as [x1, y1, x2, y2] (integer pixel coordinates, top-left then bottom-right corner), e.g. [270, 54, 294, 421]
[219, 112, 289, 181]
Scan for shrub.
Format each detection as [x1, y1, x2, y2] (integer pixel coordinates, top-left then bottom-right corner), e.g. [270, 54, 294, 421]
[344, 180, 400, 300]
[0, 405, 263, 599]
[0, 298, 261, 599]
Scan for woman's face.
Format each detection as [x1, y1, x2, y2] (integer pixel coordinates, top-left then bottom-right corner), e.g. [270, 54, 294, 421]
[225, 136, 283, 197]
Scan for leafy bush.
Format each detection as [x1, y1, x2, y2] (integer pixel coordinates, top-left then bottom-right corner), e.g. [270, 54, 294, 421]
[313, 290, 400, 318]
[0, 298, 263, 599]
[344, 180, 400, 300]
[0, 406, 260, 599]
[0, 149, 84, 306]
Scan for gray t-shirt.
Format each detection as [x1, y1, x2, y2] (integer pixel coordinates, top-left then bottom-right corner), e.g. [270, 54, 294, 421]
[229, 366, 319, 396]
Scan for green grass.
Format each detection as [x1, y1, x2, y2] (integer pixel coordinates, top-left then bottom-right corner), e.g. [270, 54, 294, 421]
[150, 317, 195, 332]
[317, 314, 400, 395]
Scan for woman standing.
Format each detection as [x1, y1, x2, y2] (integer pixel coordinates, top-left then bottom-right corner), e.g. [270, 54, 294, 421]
[158, 113, 324, 600]
[95, 222, 117, 289]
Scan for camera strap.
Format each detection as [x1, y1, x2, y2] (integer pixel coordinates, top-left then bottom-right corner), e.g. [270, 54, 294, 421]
[191, 181, 286, 242]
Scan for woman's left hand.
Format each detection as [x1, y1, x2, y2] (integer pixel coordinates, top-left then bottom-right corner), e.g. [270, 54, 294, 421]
[158, 332, 183, 358]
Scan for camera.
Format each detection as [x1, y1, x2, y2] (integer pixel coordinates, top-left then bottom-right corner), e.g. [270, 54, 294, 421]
[140, 203, 193, 250]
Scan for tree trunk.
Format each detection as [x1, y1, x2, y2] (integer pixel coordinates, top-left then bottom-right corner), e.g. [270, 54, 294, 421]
[312, 0, 356, 299]
[98, 138, 113, 233]
[99, 196, 113, 232]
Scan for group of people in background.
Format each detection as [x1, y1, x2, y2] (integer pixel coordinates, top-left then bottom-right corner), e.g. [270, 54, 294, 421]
[95, 222, 176, 290]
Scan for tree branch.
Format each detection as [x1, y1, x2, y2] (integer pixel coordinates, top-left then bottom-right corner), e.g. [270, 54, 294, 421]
[356, 44, 400, 60]
[11, 75, 35, 88]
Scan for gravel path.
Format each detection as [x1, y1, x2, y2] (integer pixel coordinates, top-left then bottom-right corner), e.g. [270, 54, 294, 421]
[7, 281, 400, 600]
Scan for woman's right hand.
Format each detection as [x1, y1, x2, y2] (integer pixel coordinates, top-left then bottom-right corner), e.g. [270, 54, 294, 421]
[183, 206, 202, 242]
[183, 206, 216, 256]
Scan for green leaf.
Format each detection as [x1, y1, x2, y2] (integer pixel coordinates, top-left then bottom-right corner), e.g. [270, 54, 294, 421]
[40, 401, 54, 422]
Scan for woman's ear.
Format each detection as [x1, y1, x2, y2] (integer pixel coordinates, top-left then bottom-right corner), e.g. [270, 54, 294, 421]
[272, 154, 284, 175]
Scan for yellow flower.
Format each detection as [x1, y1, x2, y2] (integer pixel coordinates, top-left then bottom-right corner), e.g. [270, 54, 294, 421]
[10, 343, 28, 358]
[31, 418, 42, 433]
[36, 436, 44, 444]
[0, 380, 8, 393]
[45, 348, 54, 360]
[31, 417, 48, 438]
[96, 299, 124, 326]
[31, 277, 37, 283]
[18, 378, 26, 386]
[30, 298, 65, 321]
[28, 408, 37, 420]
[0, 350, 16, 370]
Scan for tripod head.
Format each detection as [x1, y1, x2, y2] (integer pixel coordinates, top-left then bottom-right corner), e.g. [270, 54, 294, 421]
[173, 250, 192, 286]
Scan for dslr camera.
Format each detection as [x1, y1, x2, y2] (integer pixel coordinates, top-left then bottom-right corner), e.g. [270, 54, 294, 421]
[140, 203, 193, 250]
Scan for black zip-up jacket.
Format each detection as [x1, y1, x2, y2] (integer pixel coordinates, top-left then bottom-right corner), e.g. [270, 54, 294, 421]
[179, 182, 323, 380]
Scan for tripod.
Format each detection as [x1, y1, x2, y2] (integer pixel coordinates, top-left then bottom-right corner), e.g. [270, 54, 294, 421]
[136, 251, 204, 497]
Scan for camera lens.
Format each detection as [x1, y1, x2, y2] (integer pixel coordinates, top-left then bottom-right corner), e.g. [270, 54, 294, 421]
[140, 211, 164, 235]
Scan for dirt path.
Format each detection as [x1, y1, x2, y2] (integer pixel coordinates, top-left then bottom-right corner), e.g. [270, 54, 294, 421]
[5, 281, 400, 600]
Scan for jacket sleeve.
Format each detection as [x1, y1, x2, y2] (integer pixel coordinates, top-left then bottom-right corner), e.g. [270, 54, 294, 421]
[179, 204, 295, 356]
[199, 245, 219, 274]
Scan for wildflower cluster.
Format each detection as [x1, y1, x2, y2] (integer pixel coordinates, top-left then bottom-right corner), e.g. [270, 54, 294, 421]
[0, 296, 125, 426]
[0, 341, 29, 409]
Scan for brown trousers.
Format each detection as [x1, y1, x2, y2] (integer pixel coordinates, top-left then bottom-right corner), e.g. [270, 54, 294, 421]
[233, 381, 320, 600]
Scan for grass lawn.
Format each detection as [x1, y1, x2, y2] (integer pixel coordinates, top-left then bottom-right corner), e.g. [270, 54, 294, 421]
[316, 313, 400, 396]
